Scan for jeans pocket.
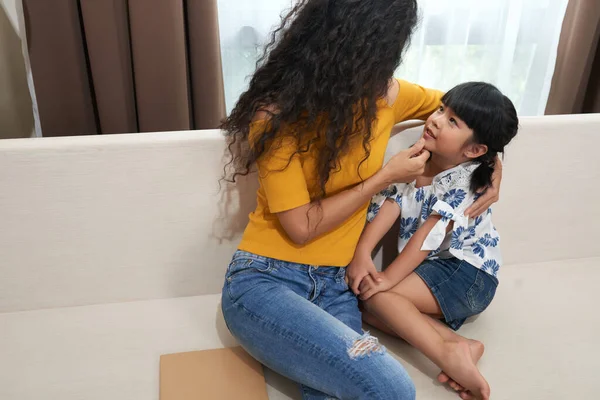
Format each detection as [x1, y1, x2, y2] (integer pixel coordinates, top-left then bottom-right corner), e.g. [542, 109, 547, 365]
[336, 268, 350, 291]
[227, 252, 273, 278]
[225, 255, 275, 303]
[466, 269, 497, 314]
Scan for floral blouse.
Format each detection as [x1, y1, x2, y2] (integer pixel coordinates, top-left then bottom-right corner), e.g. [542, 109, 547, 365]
[367, 162, 502, 279]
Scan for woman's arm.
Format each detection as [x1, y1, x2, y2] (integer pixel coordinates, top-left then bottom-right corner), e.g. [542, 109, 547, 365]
[390, 79, 444, 123]
[465, 156, 503, 217]
[278, 140, 429, 245]
[390, 120, 425, 138]
[277, 80, 443, 244]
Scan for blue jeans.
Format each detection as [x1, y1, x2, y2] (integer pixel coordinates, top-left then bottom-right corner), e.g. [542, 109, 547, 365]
[221, 250, 416, 400]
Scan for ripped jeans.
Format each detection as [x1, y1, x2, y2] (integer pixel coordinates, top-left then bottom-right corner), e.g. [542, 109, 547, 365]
[221, 251, 416, 400]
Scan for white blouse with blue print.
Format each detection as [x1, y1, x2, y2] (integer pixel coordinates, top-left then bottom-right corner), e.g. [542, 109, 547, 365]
[367, 161, 502, 279]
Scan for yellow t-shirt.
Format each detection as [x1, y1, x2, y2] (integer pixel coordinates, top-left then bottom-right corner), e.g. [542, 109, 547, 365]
[238, 79, 443, 266]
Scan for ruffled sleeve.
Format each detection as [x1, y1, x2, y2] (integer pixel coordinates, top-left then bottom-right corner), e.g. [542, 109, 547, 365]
[421, 163, 478, 256]
[367, 184, 403, 222]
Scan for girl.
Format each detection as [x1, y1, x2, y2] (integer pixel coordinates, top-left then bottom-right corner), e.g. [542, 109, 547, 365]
[347, 82, 519, 400]
[220, 1, 501, 399]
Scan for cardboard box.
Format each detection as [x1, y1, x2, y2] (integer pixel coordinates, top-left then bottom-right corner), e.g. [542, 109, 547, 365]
[160, 347, 269, 400]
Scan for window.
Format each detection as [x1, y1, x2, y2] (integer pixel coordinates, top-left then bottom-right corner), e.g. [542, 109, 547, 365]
[217, 0, 568, 115]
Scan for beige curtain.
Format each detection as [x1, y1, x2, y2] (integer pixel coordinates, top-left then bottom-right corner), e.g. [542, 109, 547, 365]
[23, 0, 226, 137]
[546, 0, 600, 114]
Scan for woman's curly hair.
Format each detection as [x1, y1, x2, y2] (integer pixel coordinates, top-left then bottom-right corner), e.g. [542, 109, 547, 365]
[222, 0, 419, 198]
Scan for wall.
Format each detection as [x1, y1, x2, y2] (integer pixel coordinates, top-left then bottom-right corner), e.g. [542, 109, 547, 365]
[0, 0, 33, 139]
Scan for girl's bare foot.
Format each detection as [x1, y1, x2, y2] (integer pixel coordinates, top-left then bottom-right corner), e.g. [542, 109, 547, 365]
[438, 340, 490, 400]
[438, 340, 485, 393]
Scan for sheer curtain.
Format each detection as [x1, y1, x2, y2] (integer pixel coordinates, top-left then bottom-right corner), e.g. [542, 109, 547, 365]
[217, 0, 294, 113]
[217, 0, 569, 115]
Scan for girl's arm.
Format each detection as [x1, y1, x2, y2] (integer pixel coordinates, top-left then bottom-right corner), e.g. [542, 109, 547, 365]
[347, 199, 401, 294]
[359, 215, 453, 300]
[278, 141, 429, 245]
[384, 215, 450, 284]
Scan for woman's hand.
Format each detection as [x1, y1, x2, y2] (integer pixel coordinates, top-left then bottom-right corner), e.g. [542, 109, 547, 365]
[358, 271, 396, 301]
[465, 156, 502, 217]
[381, 139, 430, 184]
[347, 252, 382, 295]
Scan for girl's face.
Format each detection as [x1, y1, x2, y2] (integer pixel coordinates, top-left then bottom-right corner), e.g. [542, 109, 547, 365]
[422, 104, 487, 165]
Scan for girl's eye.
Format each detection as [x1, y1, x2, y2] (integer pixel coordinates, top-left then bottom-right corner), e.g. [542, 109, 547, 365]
[449, 117, 458, 126]
[438, 106, 444, 113]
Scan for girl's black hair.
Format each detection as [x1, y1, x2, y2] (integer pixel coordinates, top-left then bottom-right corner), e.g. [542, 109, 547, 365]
[222, 0, 419, 198]
[441, 82, 519, 192]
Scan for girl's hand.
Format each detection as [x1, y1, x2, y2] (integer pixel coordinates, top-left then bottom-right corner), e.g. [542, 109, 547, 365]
[358, 272, 396, 301]
[381, 139, 431, 184]
[347, 252, 382, 295]
[465, 156, 502, 217]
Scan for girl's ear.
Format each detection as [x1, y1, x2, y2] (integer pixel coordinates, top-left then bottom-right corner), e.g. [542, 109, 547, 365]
[464, 142, 488, 159]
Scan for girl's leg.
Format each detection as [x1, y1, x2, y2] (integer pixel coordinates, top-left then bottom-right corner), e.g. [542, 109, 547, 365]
[427, 317, 484, 395]
[362, 309, 484, 389]
[363, 273, 485, 357]
[363, 309, 481, 399]
[363, 272, 490, 400]
[361, 307, 397, 336]
[389, 272, 486, 397]
[222, 256, 416, 400]
[363, 272, 486, 395]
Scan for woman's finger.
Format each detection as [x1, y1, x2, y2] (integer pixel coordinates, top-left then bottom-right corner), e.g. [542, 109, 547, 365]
[410, 150, 431, 176]
[465, 189, 497, 217]
[369, 270, 383, 283]
[412, 149, 431, 164]
[407, 138, 425, 157]
[493, 156, 503, 176]
[350, 272, 367, 295]
[359, 275, 375, 293]
[359, 279, 368, 293]
[459, 391, 475, 400]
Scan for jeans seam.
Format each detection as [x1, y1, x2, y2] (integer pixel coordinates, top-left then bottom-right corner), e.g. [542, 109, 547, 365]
[228, 298, 388, 399]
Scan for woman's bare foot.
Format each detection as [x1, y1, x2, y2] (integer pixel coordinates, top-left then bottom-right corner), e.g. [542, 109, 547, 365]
[438, 340, 485, 393]
[437, 340, 490, 400]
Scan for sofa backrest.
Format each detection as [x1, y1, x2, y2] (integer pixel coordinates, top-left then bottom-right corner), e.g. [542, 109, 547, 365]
[1, 114, 598, 313]
[382, 114, 600, 269]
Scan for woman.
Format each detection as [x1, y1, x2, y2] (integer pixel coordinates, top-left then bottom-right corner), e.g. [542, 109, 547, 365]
[221, 1, 500, 399]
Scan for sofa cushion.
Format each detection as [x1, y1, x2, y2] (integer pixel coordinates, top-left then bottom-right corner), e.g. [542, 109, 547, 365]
[1, 257, 598, 400]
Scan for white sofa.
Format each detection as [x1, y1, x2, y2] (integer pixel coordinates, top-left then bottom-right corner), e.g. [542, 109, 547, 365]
[1, 114, 599, 400]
